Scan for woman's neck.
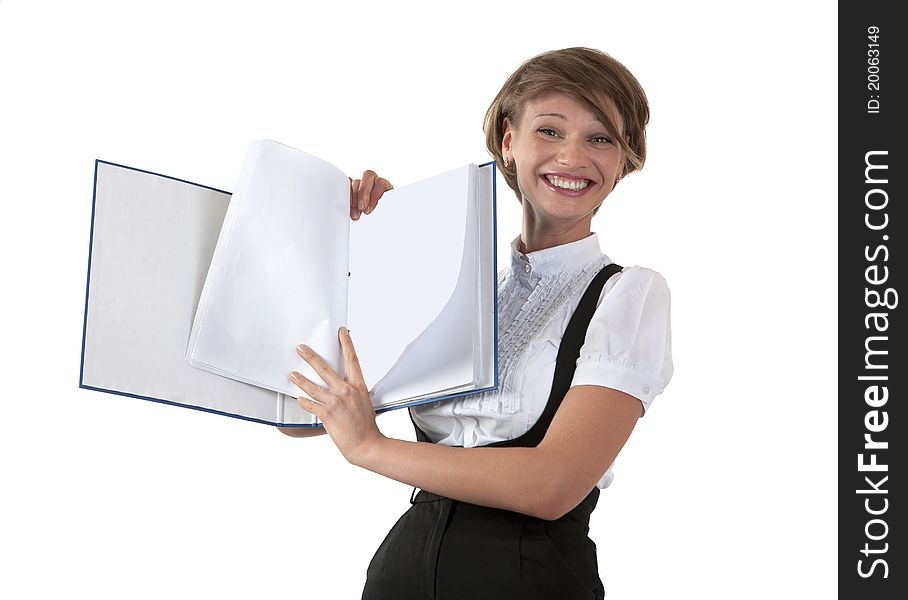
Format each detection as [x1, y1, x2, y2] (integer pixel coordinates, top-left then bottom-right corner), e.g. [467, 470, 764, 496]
[520, 218, 593, 254]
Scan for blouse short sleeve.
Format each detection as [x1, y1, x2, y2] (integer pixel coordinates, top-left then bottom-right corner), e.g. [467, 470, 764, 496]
[571, 265, 674, 414]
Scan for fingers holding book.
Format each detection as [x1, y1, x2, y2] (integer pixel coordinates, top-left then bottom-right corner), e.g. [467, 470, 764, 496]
[290, 327, 384, 464]
[349, 170, 393, 221]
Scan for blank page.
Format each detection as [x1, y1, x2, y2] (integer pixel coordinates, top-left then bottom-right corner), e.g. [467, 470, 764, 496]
[364, 166, 480, 406]
[347, 165, 472, 393]
[187, 140, 351, 396]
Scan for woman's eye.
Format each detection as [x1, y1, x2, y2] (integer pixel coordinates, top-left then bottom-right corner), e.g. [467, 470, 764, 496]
[538, 128, 559, 138]
[591, 136, 613, 145]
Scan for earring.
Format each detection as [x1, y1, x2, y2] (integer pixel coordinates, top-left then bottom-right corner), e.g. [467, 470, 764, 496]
[503, 156, 511, 169]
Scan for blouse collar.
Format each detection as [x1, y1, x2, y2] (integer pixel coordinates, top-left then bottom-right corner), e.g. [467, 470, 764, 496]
[510, 233, 605, 279]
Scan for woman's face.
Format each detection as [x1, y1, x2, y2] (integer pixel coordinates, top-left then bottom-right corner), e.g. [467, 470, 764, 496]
[502, 92, 624, 232]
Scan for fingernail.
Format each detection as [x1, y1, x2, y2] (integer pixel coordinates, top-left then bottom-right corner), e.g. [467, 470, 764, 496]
[297, 344, 309, 353]
[359, 200, 365, 211]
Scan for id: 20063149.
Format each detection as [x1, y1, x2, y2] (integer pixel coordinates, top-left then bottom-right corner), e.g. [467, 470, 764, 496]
[866, 26, 881, 114]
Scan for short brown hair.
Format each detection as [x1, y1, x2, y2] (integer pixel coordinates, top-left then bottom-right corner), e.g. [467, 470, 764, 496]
[484, 47, 650, 199]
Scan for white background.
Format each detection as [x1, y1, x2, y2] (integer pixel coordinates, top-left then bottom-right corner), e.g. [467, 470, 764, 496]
[0, 1, 836, 598]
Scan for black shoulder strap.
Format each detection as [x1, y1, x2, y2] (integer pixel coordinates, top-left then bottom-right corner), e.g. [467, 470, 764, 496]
[504, 262, 623, 447]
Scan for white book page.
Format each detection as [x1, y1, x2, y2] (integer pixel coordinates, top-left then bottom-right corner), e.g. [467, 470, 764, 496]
[365, 167, 480, 406]
[187, 140, 350, 396]
[82, 163, 310, 424]
[347, 165, 472, 393]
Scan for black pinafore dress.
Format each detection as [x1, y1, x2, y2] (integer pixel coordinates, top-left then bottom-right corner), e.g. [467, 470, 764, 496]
[362, 263, 623, 600]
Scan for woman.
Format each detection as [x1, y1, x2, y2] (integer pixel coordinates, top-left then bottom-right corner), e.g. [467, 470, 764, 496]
[281, 47, 673, 599]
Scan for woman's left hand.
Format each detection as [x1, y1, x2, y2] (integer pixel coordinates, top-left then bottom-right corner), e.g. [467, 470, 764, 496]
[290, 327, 385, 465]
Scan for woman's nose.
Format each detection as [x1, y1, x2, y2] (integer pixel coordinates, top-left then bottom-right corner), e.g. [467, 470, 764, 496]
[556, 139, 587, 167]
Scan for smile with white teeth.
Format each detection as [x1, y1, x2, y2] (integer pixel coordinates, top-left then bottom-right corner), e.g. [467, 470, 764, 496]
[545, 175, 590, 191]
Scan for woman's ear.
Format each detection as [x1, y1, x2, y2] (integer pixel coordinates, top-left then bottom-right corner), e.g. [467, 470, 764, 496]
[501, 118, 513, 164]
[617, 151, 628, 182]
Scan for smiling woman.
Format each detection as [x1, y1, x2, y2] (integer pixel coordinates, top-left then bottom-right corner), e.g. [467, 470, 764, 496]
[283, 48, 672, 600]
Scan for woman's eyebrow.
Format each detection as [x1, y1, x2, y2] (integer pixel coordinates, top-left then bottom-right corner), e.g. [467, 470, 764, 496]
[533, 112, 608, 127]
[533, 112, 567, 120]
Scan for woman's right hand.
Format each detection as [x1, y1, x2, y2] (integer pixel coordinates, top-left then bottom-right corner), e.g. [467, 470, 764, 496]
[349, 170, 393, 221]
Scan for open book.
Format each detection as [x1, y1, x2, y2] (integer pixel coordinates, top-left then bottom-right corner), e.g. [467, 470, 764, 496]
[80, 141, 498, 427]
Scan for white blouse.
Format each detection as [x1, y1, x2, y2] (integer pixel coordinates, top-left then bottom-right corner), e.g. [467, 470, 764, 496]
[410, 233, 674, 489]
